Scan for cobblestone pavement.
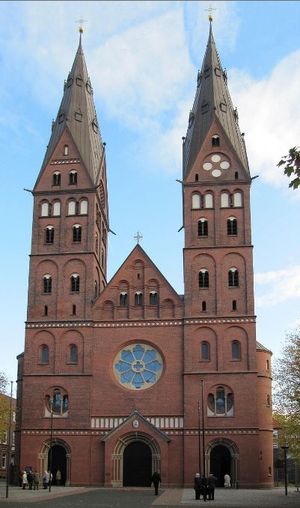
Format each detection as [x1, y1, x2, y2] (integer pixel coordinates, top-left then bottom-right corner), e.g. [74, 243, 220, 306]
[0, 486, 299, 507]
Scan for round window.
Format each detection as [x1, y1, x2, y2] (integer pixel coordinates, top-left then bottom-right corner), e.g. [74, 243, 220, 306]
[114, 343, 163, 390]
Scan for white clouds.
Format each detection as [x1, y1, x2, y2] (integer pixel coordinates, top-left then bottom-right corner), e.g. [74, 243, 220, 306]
[230, 49, 300, 189]
[255, 265, 300, 307]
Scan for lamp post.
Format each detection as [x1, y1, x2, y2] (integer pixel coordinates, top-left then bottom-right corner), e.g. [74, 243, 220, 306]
[200, 379, 205, 477]
[5, 381, 13, 499]
[49, 397, 54, 492]
[198, 401, 201, 475]
[281, 445, 289, 496]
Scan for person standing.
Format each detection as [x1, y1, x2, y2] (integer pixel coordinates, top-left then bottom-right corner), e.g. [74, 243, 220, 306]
[151, 471, 161, 495]
[56, 469, 62, 486]
[207, 473, 217, 500]
[194, 473, 202, 500]
[33, 471, 40, 490]
[200, 475, 208, 501]
[43, 470, 49, 489]
[224, 473, 231, 488]
[22, 470, 28, 490]
[27, 469, 34, 490]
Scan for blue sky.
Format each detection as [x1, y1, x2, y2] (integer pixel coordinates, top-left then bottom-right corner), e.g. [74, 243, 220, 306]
[1, 0, 300, 386]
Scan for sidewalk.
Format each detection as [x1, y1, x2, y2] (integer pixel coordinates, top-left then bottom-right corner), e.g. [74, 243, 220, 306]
[0, 485, 299, 506]
[0, 485, 98, 503]
[155, 487, 300, 507]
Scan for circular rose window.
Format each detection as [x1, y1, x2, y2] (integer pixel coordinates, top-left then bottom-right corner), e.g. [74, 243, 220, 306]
[114, 343, 163, 390]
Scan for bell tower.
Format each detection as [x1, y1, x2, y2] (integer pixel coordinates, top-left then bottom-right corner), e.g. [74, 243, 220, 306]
[27, 30, 108, 323]
[181, 21, 272, 488]
[182, 20, 253, 320]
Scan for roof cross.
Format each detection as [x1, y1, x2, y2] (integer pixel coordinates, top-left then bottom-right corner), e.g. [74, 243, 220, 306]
[76, 18, 88, 34]
[134, 231, 143, 244]
[205, 5, 216, 22]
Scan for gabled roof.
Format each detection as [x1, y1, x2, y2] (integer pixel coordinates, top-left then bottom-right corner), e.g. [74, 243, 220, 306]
[97, 243, 182, 305]
[37, 33, 105, 185]
[101, 410, 171, 443]
[183, 22, 249, 178]
[256, 341, 272, 354]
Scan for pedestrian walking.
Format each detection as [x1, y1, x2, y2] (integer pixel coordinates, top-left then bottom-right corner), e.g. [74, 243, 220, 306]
[224, 473, 231, 488]
[151, 471, 161, 495]
[27, 469, 34, 490]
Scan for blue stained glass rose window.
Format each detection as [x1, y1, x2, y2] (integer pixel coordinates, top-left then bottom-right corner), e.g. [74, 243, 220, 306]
[114, 343, 163, 390]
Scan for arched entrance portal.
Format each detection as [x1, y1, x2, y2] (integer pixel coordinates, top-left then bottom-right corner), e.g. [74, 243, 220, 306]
[210, 445, 231, 487]
[111, 432, 161, 487]
[48, 445, 67, 486]
[123, 441, 152, 486]
[40, 439, 71, 486]
[207, 439, 239, 488]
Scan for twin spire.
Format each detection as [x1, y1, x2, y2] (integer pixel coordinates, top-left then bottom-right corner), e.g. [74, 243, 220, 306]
[39, 29, 104, 185]
[183, 21, 249, 178]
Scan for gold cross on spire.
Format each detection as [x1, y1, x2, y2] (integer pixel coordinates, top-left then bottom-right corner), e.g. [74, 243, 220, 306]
[205, 5, 216, 22]
[134, 231, 143, 244]
[76, 18, 87, 34]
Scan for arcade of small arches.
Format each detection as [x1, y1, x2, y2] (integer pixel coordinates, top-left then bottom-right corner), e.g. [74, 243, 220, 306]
[191, 190, 243, 210]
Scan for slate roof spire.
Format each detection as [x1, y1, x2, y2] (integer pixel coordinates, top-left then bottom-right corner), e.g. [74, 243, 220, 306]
[183, 20, 249, 178]
[39, 30, 104, 185]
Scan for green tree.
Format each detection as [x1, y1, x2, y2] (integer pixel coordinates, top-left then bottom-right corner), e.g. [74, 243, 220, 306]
[277, 146, 300, 189]
[0, 372, 9, 438]
[273, 328, 300, 461]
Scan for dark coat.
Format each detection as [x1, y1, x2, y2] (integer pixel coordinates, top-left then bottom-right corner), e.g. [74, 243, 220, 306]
[151, 472, 161, 485]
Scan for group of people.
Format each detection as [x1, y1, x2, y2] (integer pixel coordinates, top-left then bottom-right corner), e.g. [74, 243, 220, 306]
[194, 472, 231, 501]
[21, 469, 40, 490]
[21, 469, 58, 490]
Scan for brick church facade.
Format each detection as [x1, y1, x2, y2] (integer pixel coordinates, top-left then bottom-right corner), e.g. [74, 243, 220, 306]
[16, 23, 273, 488]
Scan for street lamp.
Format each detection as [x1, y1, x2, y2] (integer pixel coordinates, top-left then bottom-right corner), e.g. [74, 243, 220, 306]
[49, 397, 54, 492]
[5, 381, 13, 499]
[281, 445, 289, 496]
[200, 379, 205, 477]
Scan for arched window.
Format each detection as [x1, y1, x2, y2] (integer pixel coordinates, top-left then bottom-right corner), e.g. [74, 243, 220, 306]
[63, 144, 69, 156]
[204, 192, 213, 208]
[68, 200, 76, 215]
[52, 201, 61, 216]
[198, 218, 208, 237]
[70, 274, 80, 293]
[201, 341, 210, 360]
[227, 217, 237, 235]
[135, 292, 143, 306]
[221, 192, 230, 208]
[233, 192, 242, 207]
[46, 388, 69, 415]
[212, 134, 220, 147]
[69, 171, 77, 185]
[266, 394, 271, 406]
[192, 193, 201, 209]
[266, 359, 270, 371]
[52, 172, 61, 186]
[45, 226, 54, 244]
[69, 344, 78, 364]
[149, 291, 158, 305]
[72, 224, 82, 242]
[232, 340, 241, 360]
[207, 386, 234, 416]
[41, 202, 49, 217]
[120, 292, 128, 306]
[228, 268, 239, 287]
[40, 345, 49, 364]
[43, 274, 52, 294]
[232, 300, 237, 311]
[199, 269, 209, 288]
[80, 199, 88, 215]
[202, 300, 206, 311]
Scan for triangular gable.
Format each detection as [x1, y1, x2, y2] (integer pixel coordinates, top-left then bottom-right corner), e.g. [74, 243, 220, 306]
[101, 410, 171, 443]
[94, 244, 183, 316]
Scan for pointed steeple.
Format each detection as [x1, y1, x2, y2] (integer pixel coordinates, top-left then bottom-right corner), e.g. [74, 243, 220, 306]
[183, 21, 249, 178]
[38, 32, 104, 185]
